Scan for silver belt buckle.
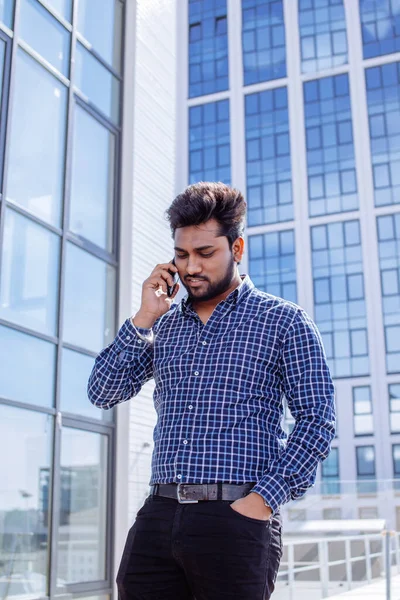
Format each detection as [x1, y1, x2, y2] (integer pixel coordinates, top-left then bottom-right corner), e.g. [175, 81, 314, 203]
[177, 483, 199, 504]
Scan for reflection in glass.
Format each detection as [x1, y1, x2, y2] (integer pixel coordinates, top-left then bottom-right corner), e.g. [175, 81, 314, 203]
[19, 0, 71, 77]
[63, 244, 116, 353]
[245, 87, 293, 225]
[0, 210, 60, 336]
[69, 106, 115, 250]
[248, 230, 297, 302]
[188, 0, 228, 97]
[0, 405, 52, 598]
[353, 386, 373, 436]
[321, 447, 340, 495]
[60, 348, 112, 421]
[0, 325, 56, 407]
[377, 213, 400, 373]
[75, 42, 119, 123]
[298, 0, 348, 73]
[46, 0, 72, 21]
[0, 0, 14, 29]
[189, 100, 230, 184]
[360, 0, 400, 58]
[57, 428, 108, 585]
[312, 220, 369, 378]
[77, 0, 122, 71]
[5, 49, 67, 226]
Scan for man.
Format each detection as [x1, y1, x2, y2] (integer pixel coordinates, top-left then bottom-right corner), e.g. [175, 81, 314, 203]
[88, 182, 336, 600]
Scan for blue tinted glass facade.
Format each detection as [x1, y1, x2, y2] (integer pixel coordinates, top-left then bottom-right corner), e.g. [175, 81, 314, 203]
[366, 63, 400, 208]
[248, 229, 297, 302]
[360, 0, 400, 59]
[311, 220, 369, 378]
[245, 87, 292, 226]
[298, 0, 348, 74]
[377, 213, 400, 373]
[189, 99, 230, 184]
[321, 447, 340, 495]
[189, 0, 229, 98]
[304, 74, 358, 217]
[242, 0, 286, 86]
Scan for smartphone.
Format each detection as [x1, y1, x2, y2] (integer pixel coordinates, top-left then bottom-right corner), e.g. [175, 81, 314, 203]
[167, 258, 178, 297]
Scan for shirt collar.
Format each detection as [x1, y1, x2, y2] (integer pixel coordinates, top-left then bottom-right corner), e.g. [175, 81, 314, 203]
[180, 274, 254, 317]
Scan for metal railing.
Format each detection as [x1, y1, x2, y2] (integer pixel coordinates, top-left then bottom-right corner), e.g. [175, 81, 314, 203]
[273, 530, 400, 600]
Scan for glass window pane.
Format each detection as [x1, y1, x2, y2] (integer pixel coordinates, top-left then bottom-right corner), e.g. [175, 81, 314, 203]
[57, 428, 108, 585]
[5, 49, 67, 227]
[355, 414, 374, 436]
[0, 209, 60, 336]
[69, 106, 115, 251]
[19, 0, 70, 76]
[46, 0, 72, 21]
[63, 244, 116, 353]
[60, 348, 112, 421]
[75, 42, 119, 123]
[0, 325, 55, 406]
[77, 0, 122, 71]
[0, 38, 6, 117]
[0, 405, 52, 598]
[357, 446, 376, 476]
[0, 0, 14, 28]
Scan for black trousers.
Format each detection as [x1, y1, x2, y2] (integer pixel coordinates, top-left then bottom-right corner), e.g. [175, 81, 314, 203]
[116, 495, 283, 600]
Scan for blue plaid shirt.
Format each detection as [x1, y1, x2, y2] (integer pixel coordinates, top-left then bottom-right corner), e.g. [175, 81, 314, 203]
[88, 275, 335, 513]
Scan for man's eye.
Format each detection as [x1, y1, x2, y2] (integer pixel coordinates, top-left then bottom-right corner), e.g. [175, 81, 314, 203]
[201, 253, 214, 257]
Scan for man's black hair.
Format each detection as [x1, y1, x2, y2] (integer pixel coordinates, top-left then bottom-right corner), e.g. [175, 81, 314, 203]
[166, 181, 247, 249]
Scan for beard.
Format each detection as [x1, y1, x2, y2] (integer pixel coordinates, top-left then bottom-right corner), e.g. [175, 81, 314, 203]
[182, 254, 237, 302]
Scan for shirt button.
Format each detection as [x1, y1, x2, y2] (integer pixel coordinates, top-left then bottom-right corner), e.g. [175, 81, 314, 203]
[177, 474, 182, 479]
[183, 440, 188, 445]
[202, 341, 207, 346]
[119, 350, 126, 360]
[137, 339, 142, 344]
[188, 405, 193, 410]
[126, 335, 131, 340]
[194, 371, 199, 376]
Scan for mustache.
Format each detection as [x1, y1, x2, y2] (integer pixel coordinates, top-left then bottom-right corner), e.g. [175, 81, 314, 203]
[184, 276, 208, 282]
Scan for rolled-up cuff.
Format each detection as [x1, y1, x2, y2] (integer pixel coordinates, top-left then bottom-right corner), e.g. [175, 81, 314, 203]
[251, 473, 291, 515]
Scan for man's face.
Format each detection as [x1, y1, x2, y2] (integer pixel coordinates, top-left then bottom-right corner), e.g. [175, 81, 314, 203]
[174, 219, 242, 302]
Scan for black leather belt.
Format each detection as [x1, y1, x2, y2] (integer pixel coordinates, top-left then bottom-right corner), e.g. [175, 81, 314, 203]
[150, 483, 255, 504]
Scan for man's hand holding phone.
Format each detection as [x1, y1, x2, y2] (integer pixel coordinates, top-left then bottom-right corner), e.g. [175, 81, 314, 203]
[132, 260, 180, 329]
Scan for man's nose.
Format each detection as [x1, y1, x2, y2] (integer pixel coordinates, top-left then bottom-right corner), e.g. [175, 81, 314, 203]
[186, 258, 202, 275]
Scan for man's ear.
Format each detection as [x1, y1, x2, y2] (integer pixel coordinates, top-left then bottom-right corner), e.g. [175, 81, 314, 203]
[233, 237, 245, 263]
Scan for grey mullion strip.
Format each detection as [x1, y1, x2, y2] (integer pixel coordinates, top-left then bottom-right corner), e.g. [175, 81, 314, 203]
[106, 1, 126, 590]
[75, 32, 122, 81]
[3, 198, 64, 235]
[74, 92, 121, 133]
[0, 30, 12, 188]
[0, 31, 12, 279]
[65, 230, 118, 266]
[62, 414, 113, 436]
[48, 0, 79, 595]
[60, 410, 116, 430]
[18, 39, 70, 87]
[0, 21, 13, 38]
[61, 340, 99, 358]
[35, 0, 73, 32]
[0, 0, 22, 293]
[0, 316, 59, 343]
[0, 396, 57, 415]
[67, 583, 113, 595]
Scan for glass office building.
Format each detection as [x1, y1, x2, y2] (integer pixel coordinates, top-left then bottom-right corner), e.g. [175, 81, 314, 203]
[181, 0, 400, 523]
[0, 1, 123, 599]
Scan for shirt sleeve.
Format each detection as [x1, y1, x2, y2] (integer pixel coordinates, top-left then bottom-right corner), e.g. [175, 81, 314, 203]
[251, 307, 336, 514]
[87, 318, 156, 410]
